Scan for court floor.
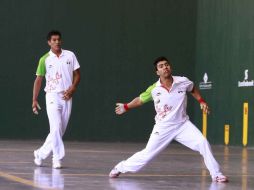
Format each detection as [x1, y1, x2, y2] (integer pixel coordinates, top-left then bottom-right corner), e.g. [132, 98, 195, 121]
[0, 140, 253, 190]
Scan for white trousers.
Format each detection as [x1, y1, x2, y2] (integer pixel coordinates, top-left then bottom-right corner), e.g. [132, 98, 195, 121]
[36, 92, 72, 162]
[115, 120, 222, 178]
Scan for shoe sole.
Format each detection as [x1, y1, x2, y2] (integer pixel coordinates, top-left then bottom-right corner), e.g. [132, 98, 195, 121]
[109, 172, 121, 178]
[214, 177, 229, 183]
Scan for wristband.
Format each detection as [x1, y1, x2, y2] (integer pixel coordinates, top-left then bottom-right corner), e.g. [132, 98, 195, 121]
[124, 103, 129, 111]
[198, 98, 206, 104]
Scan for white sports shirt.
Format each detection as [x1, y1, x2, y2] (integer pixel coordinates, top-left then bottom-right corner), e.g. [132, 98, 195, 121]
[36, 49, 80, 93]
[140, 76, 194, 125]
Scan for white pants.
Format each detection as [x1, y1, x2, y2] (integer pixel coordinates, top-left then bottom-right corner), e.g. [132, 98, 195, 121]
[36, 92, 72, 162]
[115, 120, 222, 178]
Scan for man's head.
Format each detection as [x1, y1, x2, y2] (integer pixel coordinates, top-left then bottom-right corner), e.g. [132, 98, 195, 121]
[47, 30, 62, 53]
[153, 56, 172, 78]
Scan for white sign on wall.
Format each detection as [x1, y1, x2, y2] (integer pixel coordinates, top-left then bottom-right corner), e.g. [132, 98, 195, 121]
[199, 73, 212, 90]
[238, 69, 254, 87]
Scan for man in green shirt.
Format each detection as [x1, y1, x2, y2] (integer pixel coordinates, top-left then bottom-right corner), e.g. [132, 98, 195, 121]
[109, 56, 228, 183]
[32, 30, 80, 169]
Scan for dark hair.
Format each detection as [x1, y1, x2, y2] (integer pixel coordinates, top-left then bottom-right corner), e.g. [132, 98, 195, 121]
[153, 56, 169, 70]
[47, 30, 62, 41]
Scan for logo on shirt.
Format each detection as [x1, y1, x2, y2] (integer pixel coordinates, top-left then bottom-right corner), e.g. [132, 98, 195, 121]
[155, 104, 173, 120]
[153, 132, 159, 135]
[199, 73, 212, 90]
[177, 88, 184, 93]
[156, 92, 161, 96]
[66, 61, 71, 65]
[238, 69, 254, 87]
[46, 72, 62, 92]
[154, 98, 160, 104]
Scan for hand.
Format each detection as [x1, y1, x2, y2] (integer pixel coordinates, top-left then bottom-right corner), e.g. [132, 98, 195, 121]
[200, 102, 210, 114]
[63, 86, 76, 100]
[32, 100, 41, 115]
[115, 103, 127, 115]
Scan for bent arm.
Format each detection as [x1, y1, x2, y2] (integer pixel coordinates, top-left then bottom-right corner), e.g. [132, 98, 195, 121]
[63, 69, 81, 100]
[190, 86, 202, 101]
[72, 68, 81, 90]
[190, 86, 210, 114]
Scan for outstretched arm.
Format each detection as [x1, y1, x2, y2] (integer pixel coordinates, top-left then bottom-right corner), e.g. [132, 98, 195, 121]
[190, 86, 210, 114]
[115, 97, 143, 115]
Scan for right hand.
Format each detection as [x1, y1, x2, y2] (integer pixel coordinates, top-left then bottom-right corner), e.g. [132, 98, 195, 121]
[32, 100, 41, 115]
[115, 103, 127, 115]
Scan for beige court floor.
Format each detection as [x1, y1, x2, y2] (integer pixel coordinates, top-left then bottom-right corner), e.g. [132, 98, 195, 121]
[0, 140, 253, 190]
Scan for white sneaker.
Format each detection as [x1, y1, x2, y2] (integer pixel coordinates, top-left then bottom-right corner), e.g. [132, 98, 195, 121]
[109, 168, 121, 178]
[212, 174, 228, 183]
[53, 161, 62, 169]
[33, 150, 42, 167]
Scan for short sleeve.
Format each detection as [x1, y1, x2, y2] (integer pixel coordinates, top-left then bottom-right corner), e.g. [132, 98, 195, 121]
[184, 77, 194, 92]
[139, 83, 156, 104]
[72, 53, 80, 71]
[36, 53, 48, 76]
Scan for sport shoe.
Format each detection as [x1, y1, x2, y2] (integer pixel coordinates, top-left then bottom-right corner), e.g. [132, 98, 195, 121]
[34, 150, 42, 167]
[53, 161, 62, 169]
[109, 168, 121, 178]
[212, 174, 228, 183]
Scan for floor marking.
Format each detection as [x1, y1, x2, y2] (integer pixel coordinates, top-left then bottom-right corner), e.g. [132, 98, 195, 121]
[0, 148, 251, 156]
[0, 171, 59, 190]
[0, 162, 30, 164]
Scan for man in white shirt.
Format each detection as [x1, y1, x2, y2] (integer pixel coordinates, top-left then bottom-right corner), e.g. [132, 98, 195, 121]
[32, 30, 80, 169]
[109, 56, 228, 183]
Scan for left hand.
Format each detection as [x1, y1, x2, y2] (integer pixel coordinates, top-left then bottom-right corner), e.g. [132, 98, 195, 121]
[63, 86, 76, 100]
[200, 102, 210, 114]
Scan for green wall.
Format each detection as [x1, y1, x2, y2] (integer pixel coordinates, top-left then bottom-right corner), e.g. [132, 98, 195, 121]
[2, 0, 252, 146]
[194, 0, 254, 146]
[0, 1, 197, 141]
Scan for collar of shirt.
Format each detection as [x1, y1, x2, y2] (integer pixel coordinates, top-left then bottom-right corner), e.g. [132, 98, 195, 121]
[155, 76, 181, 87]
[49, 49, 65, 57]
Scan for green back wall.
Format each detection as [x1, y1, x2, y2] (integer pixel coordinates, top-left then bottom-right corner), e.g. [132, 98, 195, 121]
[194, 0, 254, 146]
[0, 0, 197, 141]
